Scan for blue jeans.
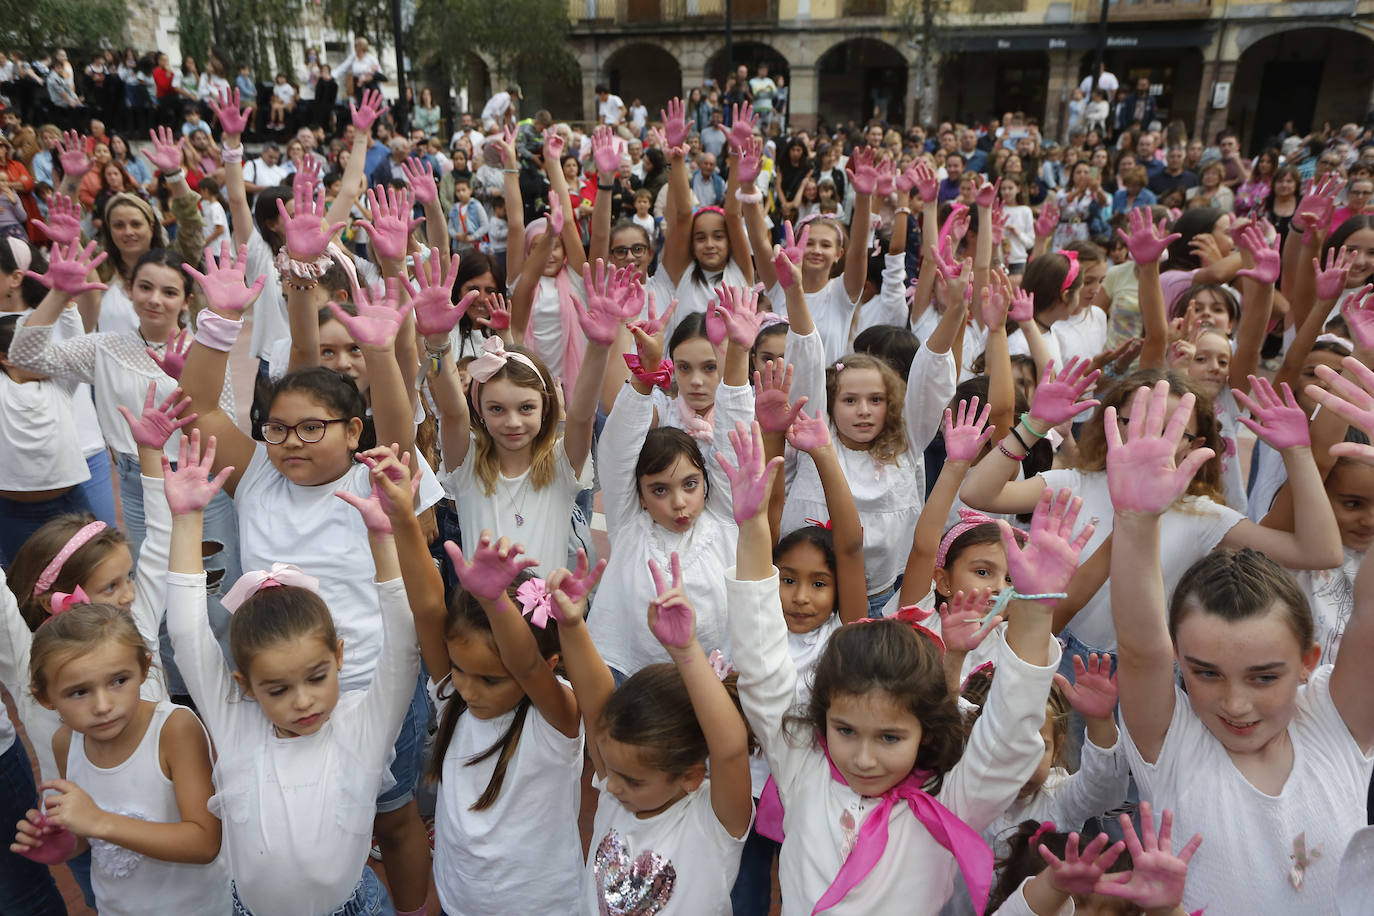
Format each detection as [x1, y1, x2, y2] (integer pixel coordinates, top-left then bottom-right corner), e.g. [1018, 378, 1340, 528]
[376, 676, 429, 812]
[0, 486, 93, 569]
[866, 574, 903, 619]
[115, 451, 240, 695]
[729, 819, 781, 915]
[81, 449, 118, 526]
[233, 868, 394, 915]
[0, 737, 67, 915]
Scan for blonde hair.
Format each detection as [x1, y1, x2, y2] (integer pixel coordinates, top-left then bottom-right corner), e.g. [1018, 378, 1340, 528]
[825, 352, 908, 465]
[469, 343, 561, 495]
[29, 604, 152, 703]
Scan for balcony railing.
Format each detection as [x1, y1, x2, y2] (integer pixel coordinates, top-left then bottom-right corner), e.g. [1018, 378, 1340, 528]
[610, 0, 778, 24]
[842, 0, 889, 16]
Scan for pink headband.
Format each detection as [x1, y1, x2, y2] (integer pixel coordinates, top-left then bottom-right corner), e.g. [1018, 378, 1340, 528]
[693, 205, 726, 220]
[221, 563, 321, 614]
[34, 522, 108, 595]
[934, 508, 995, 570]
[1056, 249, 1080, 292]
[849, 605, 946, 656]
[5, 236, 30, 272]
[468, 336, 545, 389]
[797, 211, 847, 244]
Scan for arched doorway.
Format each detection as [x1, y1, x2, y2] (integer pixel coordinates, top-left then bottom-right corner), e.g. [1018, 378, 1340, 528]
[938, 51, 1048, 124]
[603, 43, 683, 115]
[817, 38, 908, 127]
[1081, 48, 1205, 137]
[704, 41, 789, 90]
[1231, 27, 1374, 153]
[460, 53, 490, 118]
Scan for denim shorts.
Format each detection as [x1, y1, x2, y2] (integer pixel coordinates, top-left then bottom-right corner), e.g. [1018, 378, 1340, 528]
[376, 675, 429, 813]
[233, 868, 393, 915]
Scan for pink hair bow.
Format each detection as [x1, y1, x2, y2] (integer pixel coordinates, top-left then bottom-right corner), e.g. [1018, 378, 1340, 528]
[708, 649, 733, 680]
[221, 563, 321, 613]
[1028, 820, 1056, 849]
[49, 586, 91, 616]
[467, 336, 544, 388]
[516, 578, 555, 629]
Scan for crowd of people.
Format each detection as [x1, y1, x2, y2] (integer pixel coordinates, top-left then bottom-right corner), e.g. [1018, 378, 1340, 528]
[0, 37, 1373, 916]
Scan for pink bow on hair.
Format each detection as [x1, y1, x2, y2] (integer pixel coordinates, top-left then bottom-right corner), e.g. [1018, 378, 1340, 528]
[467, 336, 545, 388]
[708, 649, 733, 680]
[49, 586, 91, 616]
[516, 578, 555, 629]
[221, 563, 321, 613]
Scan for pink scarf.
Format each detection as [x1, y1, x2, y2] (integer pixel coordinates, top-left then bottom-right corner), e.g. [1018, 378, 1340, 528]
[522, 218, 585, 397]
[756, 745, 992, 915]
[675, 394, 713, 443]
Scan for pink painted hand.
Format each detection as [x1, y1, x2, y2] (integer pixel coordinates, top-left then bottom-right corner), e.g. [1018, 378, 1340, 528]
[729, 100, 758, 151]
[705, 290, 729, 348]
[938, 588, 1000, 653]
[185, 241, 267, 317]
[293, 154, 323, 192]
[162, 430, 232, 516]
[446, 532, 539, 602]
[474, 294, 512, 332]
[12, 806, 78, 865]
[338, 446, 417, 533]
[278, 171, 347, 259]
[1053, 653, 1118, 721]
[1105, 381, 1215, 515]
[209, 88, 253, 137]
[1315, 247, 1355, 302]
[331, 278, 412, 350]
[774, 221, 809, 288]
[1234, 376, 1310, 450]
[1341, 284, 1374, 350]
[1309, 359, 1374, 465]
[1095, 804, 1200, 911]
[56, 131, 89, 177]
[976, 274, 1010, 331]
[1039, 832, 1125, 898]
[1008, 285, 1034, 323]
[737, 136, 763, 186]
[357, 186, 418, 261]
[647, 553, 694, 649]
[715, 420, 784, 525]
[1234, 223, 1281, 284]
[400, 157, 438, 204]
[1028, 358, 1101, 427]
[31, 193, 81, 246]
[661, 98, 690, 149]
[914, 160, 940, 204]
[942, 396, 994, 463]
[592, 126, 624, 178]
[580, 259, 644, 346]
[628, 292, 676, 339]
[547, 198, 565, 238]
[350, 89, 389, 133]
[146, 327, 192, 381]
[556, 548, 608, 605]
[717, 284, 763, 348]
[117, 382, 195, 451]
[142, 126, 185, 174]
[846, 146, 879, 196]
[989, 199, 1007, 249]
[975, 177, 999, 210]
[406, 247, 470, 336]
[754, 359, 805, 434]
[947, 204, 971, 242]
[543, 129, 565, 163]
[1035, 199, 1060, 240]
[546, 550, 608, 625]
[1294, 173, 1342, 234]
[874, 157, 897, 199]
[27, 240, 108, 296]
[1117, 206, 1180, 265]
[786, 407, 830, 453]
[999, 487, 1095, 600]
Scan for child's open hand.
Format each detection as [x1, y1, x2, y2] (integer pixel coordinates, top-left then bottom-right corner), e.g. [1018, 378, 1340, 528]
[474, 294, 512, 332]
[938, 587, 1000, 653]
[338, 443, 419, 532]
[629, 292, 675, 339]
[1028, 358, 1101, 428]
[147, 327, 192, 381]
[943, 396, 994, 463]
[1034, 199, 1060, 240]
[716, 420, 784, 525]
[162, 429, 232, 516]
[186, 241, 266, 317]
[1039, 830, 1124, 898]
[279, 171, 346, 260]
[647, 552, 695, 650]
[786, 408, 831, 453]
[1053, 653, 1118, 720]
[28, 239, 108, 297]
[118, 381, 196, 451]
[1095, 803, 1200, 911]
[356, 186, 418, 261]
[408, 248, 472, 337]
[547, 550, 608, 626]
[31, 192, 81, 247]
[1106, 381, 1215, 514]
[210, 88, 253, 137]
[1234, 376, 1310, 450]
[350, 89, 388, 133]
[1341, 284, 1374, 350]
[1117, 206, 1179, 265]
[399, 158, 438, 205]
[446, 532, 538, 602]
[1310, 358, 1374, 464]
[331, 277, 413, 350]
[754, 359, 805, 434]
[1000, 487, 1095, 600]
[11, 803, 77, 864]
[1315, 247, 1354, 302]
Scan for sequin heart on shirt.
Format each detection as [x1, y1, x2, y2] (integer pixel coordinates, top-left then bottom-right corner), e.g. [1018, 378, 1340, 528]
[594, 828, 676, 916]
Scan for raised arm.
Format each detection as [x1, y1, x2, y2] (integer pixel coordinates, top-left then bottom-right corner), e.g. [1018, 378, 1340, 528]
[658, 102, 695, 284]
[793, 409, 867, 623]
[587, 127, 625, 265]
[1118, 209, 1181, 369]
[402, 158, 450, 269]
[546, 558, 615, 776]
[741, 140, 777, 292]
[842, 148, 876, 303]
[1228, 223, 1280, 395]
[326, 90, 388, 230]
[567, 260, 636, 473]
[330, 277, 416, 457]
[207, 91, 255, 249]
[541, 131, 585, 275]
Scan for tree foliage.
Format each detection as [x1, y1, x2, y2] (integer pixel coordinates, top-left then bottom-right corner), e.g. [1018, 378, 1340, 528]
[318, 0, 394, 49]
[0, 0, 129, 57]
[413, 0, 576, 94]
[175, 0, 308, 81]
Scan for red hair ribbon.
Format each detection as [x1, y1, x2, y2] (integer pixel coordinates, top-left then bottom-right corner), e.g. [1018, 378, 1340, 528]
[1029, 820, 1056, 849]
[803, 518, 833, 530]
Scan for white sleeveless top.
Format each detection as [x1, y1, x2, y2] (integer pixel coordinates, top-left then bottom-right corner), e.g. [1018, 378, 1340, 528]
[66, 700, 230, 915]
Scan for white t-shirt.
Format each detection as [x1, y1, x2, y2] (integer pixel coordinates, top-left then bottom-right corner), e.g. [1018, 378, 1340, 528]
[234, 444, 441, 692]
[432, 679, 584, 915]
[1121, 667, 1374, 914]
[1293, 546, 1364, 665]
[51, 307, 107, 458]
[767, 276, 862, 364]
[440, 435, 592, 575]
[272, 81, 296, 104]
[851, 253, 910, 339]
[97, 280, 140, 335]
[1078, 72, 1119, 96]
[526, 272, 586, 383]
[748, 613, 842, 798]
[245, 228, 288, 361]
[598, 94, 626, 126]
[1213, 386, 1248, 514]
[1007, 325, 1063, 371]
[0, 371, 88, 490]
[651, 260, 749, 342]
[480, 92, 513, 127]
[582, 775, 749, 916]
[200, 199, 229, 238]
[911, 307, 987, 382]
[1002, 205, 1035, 265]
[1039, 468, 1243, 649]
[1053, 307, 1107, 366]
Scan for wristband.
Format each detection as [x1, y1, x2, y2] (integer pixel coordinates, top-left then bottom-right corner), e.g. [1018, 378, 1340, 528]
[502, 168, 519, 174]
[1019, 412, 1049, 438]
[283, 277, 318, 292]
[193, 310, 244, 352]
[623, 353, 673, 391]
[977, 585, 1069, 627]
[997, 442, 1026, 462]
[424, 339, 452, 358]
[161, 169, 186, 184]
[597, 182, 615, 191]
[734, 187, 762, 204]
[1008, 425, 1031, 453]
[220, 145, 244, 164]
[273, 248, 332, 279]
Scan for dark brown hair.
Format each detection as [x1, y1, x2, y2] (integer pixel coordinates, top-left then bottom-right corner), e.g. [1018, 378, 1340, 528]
[6, 514, 130, 631]
[988, 820, 1133, 912]
[634, 427, 711, 502]
[793, 619, 964, 794]
[961, 664, 1073, 768]
[228, 585, 338, 677]
[1169, 547, 1313, 648]
[1022, 251, 1083, 317]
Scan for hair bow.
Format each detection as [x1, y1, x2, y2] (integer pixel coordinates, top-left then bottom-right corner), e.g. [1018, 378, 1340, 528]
[468, 336, 544, 389]
[803, 518, 834, 530]
[893, 604, 946, 655]
[934, 507, 995, 570]
[1028, 820, 1056, 849]
[515, 578, 555, 629]
[49, 586, 91, 616]
[1316, 332, 1354, 353]
[959, 660, 995, 694]
[221, 563, 321, 613]
[708, 649, 733, 681]
[623, 353, 673, 391]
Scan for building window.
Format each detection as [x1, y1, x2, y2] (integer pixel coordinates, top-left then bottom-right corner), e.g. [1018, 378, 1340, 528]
[843, 0, 888, 14]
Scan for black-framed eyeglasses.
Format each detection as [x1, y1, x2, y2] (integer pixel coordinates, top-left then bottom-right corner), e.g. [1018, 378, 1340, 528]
[611, 244, 650, 259]
[260, 418, 347, 444]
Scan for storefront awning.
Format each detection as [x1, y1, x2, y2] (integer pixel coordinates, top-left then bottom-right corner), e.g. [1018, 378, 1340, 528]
[942, 26, 1215, 53]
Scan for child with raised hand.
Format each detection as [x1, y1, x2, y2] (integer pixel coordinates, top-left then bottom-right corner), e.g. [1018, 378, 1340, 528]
[414, 532, 587, 915]
[1107, 378, 1374, 913]
[164, 436, 421, 916]
[730, 408, 1087, 913]
[990, 802, 1200, 916]
[590, 281, 755, 679]
[560, 536, 754, 915]
[428, 258, 624, 573]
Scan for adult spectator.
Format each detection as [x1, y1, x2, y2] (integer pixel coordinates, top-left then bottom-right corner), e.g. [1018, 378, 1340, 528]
[46, 50, 84, 130]
[296, 127, 329, 172]
[1112, 165, 1156, 214]
[596, 84, 626, 128]
[1186, 158, 1235, 212]
[1116, 77, 1155, 134]
[958, 128, 987, 173]
[333, 37, 384, 104]
[370, 137, 414, 187]
[412, 87, 442, 138]
[152, 52, 178, 127]
[0, 135, 33, 240]
[938, 128, 957, 157]
[1149, 145, 1198, 197]
[749, 62, 778, 126]
[1218, 130, 1250, 189]
[364, 120, 394, 177]
[450, 112, 483, 157]
[243, 142, 289, 201]
[29, 125, 60, 188]
[515, 109, 551, 165]
[481, 84, 522, 131]
[627, 138, 645, 179]
[723, 64, 751, 123]
[1079, 62, 1118, 98]
[938, 152, 965, 202]
[700, 108, 728, 159]
[690, 152, 725, 207]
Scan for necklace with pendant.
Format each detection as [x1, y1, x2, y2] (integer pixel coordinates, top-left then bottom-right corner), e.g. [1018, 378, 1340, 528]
[505, 470, 533, 527]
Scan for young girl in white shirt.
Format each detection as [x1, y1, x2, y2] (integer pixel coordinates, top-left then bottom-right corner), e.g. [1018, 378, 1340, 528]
[998, 179, 1035, 275]
[1107, 378, 1374, 914]
[1008, 251, 1078, 376]
[410, 533, 586, 915]
[559, 536, 755, 914]
[12, 595, 228, 915]
[164, 435, 421, 916]
[729, 420, 1083, 915]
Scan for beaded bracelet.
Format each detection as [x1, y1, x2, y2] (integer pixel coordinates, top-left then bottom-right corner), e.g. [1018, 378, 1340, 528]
[998, 442, 1026, 462]
[975, 586, 1069, 627]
